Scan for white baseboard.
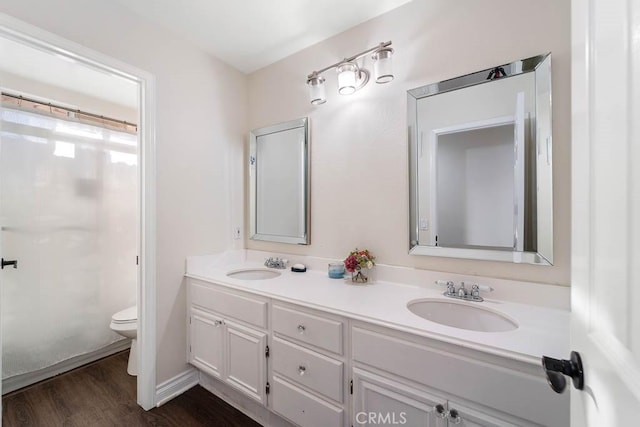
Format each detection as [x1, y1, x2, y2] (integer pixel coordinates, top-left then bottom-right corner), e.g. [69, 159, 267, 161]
[155, 367, 199, 407]
[2, 339, 131, 394]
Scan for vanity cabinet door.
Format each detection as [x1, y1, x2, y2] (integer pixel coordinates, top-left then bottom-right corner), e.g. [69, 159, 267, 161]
[352, 368, 443, 427]
[224, 319, 268, 404]
[189, 308, 224, 379]
[188, 304, 268, 404]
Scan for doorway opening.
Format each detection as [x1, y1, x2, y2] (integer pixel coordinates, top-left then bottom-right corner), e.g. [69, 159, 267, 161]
[0, 14, 156, 409]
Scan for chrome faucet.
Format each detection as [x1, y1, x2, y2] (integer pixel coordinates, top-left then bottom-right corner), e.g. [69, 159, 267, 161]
[264, 257, 288, 269]
[436, 280, 493, 302]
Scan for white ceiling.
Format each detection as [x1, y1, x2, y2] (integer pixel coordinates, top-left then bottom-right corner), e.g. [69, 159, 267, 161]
[114, 0, 413, 73]
[0, 1, 411, 110]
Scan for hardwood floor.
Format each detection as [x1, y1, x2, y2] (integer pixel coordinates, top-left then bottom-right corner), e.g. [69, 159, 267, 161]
[2, 351, 262, 427]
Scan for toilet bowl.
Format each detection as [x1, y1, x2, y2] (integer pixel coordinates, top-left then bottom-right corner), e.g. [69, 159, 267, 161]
[110, 306, 137, 376]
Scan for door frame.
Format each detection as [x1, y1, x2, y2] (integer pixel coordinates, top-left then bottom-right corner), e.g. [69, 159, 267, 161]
[0, 13, 157, 409]
[430, 114, 518, 248]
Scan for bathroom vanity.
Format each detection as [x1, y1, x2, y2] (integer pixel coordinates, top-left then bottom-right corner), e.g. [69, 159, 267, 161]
[185, 253, 569, 427]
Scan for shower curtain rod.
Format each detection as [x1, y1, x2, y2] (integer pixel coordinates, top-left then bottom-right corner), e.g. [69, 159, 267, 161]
[1, 92, 137, 131]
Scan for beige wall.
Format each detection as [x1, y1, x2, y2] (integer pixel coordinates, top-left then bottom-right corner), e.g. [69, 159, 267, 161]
[0, 0, 248, 384]
[248, 0, 571, 286]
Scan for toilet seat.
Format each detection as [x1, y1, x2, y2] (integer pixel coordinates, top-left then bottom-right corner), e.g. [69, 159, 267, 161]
[111, 306, 137, 324]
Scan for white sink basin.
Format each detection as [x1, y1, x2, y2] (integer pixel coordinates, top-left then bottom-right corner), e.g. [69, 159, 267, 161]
[226, 268, 281, 280]
[407, 298, 518, 332]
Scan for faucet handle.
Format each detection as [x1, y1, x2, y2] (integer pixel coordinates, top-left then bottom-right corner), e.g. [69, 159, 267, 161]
[471, 284, 480, 299]
[471, 283, 494, 293]
[470, 283, 493, 301]
[436, 280, 457, 296]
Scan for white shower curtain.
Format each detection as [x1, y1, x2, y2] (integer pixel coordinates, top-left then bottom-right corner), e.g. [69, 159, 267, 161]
[0, 105, 137, 379]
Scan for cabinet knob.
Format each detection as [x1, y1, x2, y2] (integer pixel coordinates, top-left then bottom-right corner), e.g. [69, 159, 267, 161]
[298, 365, 306, 376]
[297, 324, 306, 333]
[433, 404, 446, 419]
[214, 320, 223, 327]
[447, 409, 461, 424]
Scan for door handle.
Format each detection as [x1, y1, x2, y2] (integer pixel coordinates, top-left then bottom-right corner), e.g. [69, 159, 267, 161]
[541, 351, 584, 393]
[1, 258, 18, 269]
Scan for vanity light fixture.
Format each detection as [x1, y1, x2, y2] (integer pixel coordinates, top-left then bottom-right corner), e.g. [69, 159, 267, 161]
[306, 41, 394, 105]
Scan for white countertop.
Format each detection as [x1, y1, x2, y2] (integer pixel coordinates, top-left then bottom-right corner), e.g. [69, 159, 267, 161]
[186, 256, 570, 366]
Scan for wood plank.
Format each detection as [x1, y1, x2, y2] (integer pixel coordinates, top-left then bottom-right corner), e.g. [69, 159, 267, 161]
[2, 351, 261, 427]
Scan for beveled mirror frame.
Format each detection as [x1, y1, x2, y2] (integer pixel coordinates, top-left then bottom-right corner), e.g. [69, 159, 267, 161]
[249, 117, 310, 245]
[408, 54, 553, 264]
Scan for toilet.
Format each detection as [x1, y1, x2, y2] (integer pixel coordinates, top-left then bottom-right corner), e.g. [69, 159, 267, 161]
[110, 306, 137, 376]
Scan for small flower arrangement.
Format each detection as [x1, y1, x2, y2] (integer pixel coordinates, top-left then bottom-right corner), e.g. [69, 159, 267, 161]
[344, 248, 376, 283]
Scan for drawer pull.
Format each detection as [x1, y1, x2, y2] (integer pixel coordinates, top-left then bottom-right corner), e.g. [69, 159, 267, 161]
[214, 320, 224, 327]
[433, 404, 446, 418]
[297, 324, 306, 333]
[298, 365, 307, 376]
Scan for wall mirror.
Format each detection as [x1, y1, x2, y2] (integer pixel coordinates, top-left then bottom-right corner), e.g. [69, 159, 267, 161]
[249, 117, 310, 244]
[408, 54, 552, 264]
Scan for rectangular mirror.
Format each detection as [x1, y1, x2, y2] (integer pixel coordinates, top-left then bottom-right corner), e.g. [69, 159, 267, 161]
[250, 117, 310, 244]
[408, 54, 552, 264]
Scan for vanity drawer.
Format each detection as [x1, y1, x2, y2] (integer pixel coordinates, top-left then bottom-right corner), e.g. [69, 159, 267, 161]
[189, 281, 267, 329]
[271, 376, 344, 427]
[272, 305, 343, 354]
[272, 337, 343, 403]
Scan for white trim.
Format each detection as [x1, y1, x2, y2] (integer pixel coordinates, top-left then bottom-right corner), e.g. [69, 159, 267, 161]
[3, 340, 131, 395]
[155, 367, 199, 407]
[0, 13, 157, 410]
[137, 58, 158, 412]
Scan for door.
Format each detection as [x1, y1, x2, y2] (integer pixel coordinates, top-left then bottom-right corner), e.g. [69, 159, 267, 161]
[352, 368, 442, 427]
[571, 0, 640, 424]
[189, 308, 224, 379]
[224, 319, 267, 404]
[0, 75, 3, 408]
